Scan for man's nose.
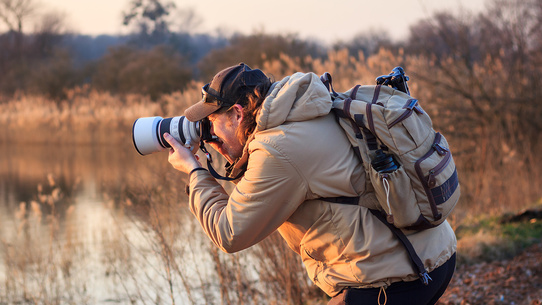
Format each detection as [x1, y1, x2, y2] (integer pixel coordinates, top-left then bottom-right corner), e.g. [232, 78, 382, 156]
[209, 122, 216, 136]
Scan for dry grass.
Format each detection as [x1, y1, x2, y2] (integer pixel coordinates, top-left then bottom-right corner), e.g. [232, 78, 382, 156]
[1, 175, 90, 304]
[0, 84, 201, 146]
[1, 49, 541, 304]
[1, 49, 538, 206]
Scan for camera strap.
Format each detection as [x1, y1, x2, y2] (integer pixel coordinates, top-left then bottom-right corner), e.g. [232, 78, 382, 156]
[199, 141, 245, 181]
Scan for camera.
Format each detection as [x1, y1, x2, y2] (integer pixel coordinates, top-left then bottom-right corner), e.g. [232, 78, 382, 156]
[132, 116, 214, 155]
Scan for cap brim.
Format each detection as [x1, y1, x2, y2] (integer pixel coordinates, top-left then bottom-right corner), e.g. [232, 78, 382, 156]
[184, 99, 222, 122]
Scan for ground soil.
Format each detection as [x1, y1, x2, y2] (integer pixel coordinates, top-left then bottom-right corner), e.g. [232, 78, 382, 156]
[438, 242, 542, 305]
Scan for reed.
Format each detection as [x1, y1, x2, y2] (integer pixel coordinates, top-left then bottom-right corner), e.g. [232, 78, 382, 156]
[1, 49, 541, 304]
[1, 175, 90, 304]
[0, 84, 201, 146]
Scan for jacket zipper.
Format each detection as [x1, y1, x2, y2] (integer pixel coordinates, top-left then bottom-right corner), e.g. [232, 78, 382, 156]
[387, 99, 423, 129]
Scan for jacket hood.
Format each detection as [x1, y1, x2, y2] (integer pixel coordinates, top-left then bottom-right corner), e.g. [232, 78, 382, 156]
[255, 72, 332, 131]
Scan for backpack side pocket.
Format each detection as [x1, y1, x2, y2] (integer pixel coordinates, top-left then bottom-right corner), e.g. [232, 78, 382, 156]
[414, 132, 460, 225]
[369, 165, 424, 229]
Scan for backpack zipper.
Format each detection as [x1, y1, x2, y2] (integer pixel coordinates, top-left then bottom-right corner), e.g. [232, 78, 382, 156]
[414, 133, 448, 220]
[387, 99, 423, 129]
[426, 148, 451, 188]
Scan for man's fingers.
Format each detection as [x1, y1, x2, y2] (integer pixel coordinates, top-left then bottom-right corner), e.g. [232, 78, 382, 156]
[163, 133, 183, 150]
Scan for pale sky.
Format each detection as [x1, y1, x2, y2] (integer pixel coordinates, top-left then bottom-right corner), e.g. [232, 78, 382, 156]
[36, 0, 487, 44]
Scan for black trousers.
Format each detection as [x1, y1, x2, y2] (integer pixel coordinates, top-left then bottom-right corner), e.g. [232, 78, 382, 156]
[328, 253, 456, 305]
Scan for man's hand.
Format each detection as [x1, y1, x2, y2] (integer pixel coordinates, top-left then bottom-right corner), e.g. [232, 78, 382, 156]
[163, 133, 202, 174]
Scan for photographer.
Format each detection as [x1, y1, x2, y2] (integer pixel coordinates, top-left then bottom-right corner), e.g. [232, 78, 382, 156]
[164, 63, 456, 305]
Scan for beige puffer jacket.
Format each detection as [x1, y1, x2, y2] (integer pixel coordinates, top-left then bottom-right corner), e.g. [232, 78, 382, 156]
[188, 72, 457, 297]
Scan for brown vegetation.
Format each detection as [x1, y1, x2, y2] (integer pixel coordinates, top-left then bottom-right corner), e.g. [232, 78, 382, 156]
[2, 46, 540, 223]
[2, 46, 541, 303]
[2, 0, 542, 304]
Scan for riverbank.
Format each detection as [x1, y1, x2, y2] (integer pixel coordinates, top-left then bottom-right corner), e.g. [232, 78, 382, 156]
[439, 241, 542, 305]
[439, 207, 542, 305]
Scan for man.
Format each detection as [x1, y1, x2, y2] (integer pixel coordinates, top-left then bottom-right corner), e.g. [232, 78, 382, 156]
[164, 63, 456, 305]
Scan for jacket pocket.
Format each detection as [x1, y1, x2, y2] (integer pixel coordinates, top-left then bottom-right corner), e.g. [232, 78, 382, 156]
[301, 246, 326, 285]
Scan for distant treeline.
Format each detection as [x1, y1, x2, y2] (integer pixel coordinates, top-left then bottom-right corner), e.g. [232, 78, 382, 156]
[0, 0, 541, 104]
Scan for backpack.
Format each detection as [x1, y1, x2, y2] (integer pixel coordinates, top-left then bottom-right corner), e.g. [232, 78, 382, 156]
[319, 68, 460, 285]
[320, 67, 460, 231]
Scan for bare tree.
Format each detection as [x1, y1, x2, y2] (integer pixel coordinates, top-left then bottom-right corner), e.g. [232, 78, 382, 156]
[32, 11, 67, 58]
[172, 7, 202, 33]
[0, 0, 36, 55]
[0, 0, 35, 34]
[122, 0, 176, 35]
[403, 0, 542, 213]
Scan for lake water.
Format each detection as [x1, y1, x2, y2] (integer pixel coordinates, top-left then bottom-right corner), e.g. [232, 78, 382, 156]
[0, 141, 315, 304]
[0, 143, 255, 304]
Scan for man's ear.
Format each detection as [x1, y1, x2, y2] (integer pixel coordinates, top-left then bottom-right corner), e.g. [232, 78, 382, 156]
[231, 104, 244, 122]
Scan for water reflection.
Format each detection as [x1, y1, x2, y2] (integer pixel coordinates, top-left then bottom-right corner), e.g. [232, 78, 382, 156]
[0, 143, 205, 303]
[0, 142, 165, 237]
[0, 143, 311, 305]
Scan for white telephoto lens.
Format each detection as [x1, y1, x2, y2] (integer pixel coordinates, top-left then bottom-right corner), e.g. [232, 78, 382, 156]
[132, 116, 167, 155]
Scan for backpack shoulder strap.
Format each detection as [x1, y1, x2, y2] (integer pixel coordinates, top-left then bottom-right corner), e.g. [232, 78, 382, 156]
[320, 195, 434, 286]
[368, 209, 433, 286]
